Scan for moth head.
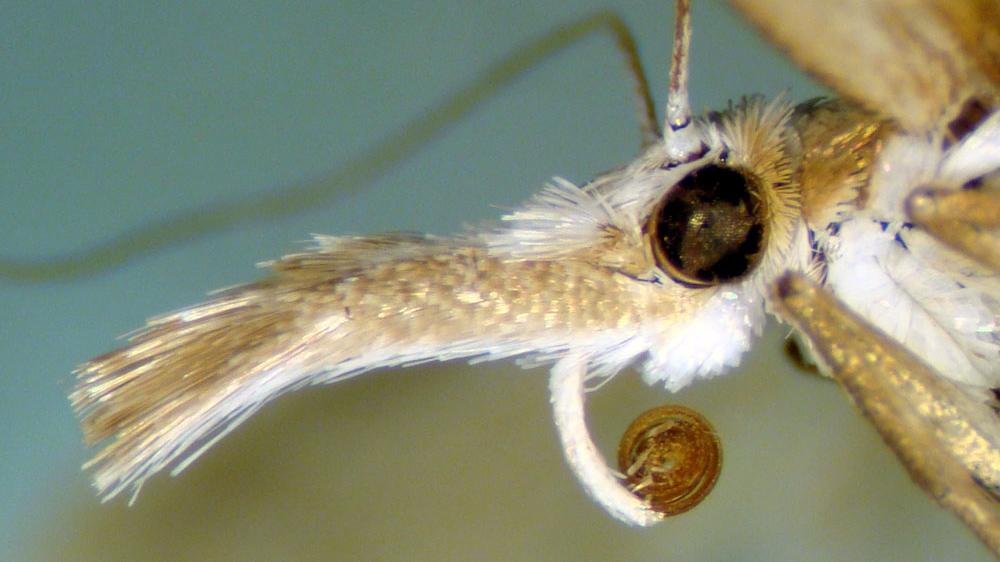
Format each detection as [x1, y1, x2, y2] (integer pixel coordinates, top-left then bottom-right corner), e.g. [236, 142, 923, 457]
[621, 96, 804, 291]
[638, 98, 809, 388]
[491, 96, 803, 284]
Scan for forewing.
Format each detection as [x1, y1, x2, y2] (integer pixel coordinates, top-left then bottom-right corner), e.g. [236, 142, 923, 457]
[730, 0, 1000, 133]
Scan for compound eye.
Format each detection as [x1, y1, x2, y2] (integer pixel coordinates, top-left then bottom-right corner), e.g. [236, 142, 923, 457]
[649, 164, 768, 286]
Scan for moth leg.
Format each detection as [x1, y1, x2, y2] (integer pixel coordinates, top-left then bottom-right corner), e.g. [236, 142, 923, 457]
[908, 109, 1000, 271]
[782, 334, 823, 377]
[549, 356, 663, 526]
[774, 272, 1000, 557]
[907, 186, 1000, 271]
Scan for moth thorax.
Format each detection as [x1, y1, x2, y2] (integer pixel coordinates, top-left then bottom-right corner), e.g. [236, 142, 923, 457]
[648, 164, 769, 286]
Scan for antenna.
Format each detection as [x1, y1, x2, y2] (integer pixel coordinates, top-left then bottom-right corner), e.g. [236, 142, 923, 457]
[663, 0, 703, 162]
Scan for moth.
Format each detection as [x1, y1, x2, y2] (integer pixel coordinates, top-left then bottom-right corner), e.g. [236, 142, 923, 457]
[63, 0, 1000, 555]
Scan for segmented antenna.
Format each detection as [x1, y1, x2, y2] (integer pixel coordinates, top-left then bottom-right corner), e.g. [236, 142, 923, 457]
[663, 0, 702, 162]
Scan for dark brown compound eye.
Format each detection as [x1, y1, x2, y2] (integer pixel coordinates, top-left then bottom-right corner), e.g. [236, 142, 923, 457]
[648, 164, 768, 286]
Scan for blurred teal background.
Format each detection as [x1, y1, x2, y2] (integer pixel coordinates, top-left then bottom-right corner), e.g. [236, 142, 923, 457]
[1, 1, 991, 560]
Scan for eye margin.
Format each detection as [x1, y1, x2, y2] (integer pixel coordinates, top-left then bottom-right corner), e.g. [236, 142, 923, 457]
[646, 163, 770, 288]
